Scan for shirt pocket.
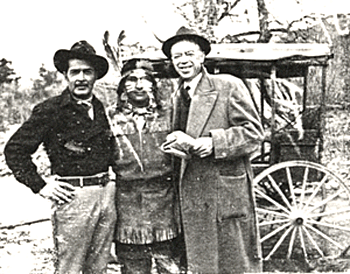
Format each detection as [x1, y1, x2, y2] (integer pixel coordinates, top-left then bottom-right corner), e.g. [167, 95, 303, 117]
[217, 173, 251, 222]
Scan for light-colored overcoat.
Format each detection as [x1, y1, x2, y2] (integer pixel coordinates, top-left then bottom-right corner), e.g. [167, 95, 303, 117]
[173, 68, 264, 274]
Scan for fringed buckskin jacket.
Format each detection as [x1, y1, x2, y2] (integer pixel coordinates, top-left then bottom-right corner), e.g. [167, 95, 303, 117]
[108, 106, 180, 245]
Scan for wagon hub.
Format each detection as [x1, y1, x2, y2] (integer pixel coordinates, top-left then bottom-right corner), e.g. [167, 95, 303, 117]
[295, 217, 304, 225]
[289, 209, 305, 226]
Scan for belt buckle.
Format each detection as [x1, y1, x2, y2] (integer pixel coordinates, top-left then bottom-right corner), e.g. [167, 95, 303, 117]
[99, 174, 108, 187]
[80, 177, 84, 188]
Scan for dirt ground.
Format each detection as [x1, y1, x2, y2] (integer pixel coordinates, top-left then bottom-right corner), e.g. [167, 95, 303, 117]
[0, 221, 122, 274]
[2, 109, 350, 273]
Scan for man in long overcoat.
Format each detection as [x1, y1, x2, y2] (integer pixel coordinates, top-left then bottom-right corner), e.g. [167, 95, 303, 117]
[162, 27, 265, 274]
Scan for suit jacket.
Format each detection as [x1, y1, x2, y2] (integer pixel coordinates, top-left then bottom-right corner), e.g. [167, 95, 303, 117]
[173, 68, 264, 274]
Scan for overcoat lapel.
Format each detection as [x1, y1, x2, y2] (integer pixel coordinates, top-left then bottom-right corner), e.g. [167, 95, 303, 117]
[186, 71, 218, 138]
[178, 70, 218, 182]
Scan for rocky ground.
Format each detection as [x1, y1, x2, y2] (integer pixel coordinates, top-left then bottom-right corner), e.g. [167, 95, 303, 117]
[2, 109, 350, 273]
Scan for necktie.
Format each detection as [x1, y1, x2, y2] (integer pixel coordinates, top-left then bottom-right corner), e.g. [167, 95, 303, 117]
[77, 101, 94, 120]
[180, 85, 191, 106]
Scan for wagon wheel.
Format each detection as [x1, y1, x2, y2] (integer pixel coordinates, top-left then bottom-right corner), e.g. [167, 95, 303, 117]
[254, 160, 350, 261]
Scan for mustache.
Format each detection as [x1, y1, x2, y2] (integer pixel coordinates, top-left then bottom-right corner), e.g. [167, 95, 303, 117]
[75, 81, 89, 87]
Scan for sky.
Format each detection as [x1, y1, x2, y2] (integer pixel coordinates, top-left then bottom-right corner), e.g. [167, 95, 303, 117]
[1, 0, 350, 87]
[0, 0, 187, 86]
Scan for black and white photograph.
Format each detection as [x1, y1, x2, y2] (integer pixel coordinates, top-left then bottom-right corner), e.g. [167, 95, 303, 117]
[1, 0, 350, 273]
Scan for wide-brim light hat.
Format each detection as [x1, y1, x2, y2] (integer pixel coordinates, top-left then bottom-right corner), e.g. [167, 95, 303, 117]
[162, 26, 211, 58]
[54, 40, 109, 79]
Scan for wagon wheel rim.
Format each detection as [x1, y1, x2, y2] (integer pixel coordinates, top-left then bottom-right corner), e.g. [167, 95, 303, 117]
[254, 160, 350, 261]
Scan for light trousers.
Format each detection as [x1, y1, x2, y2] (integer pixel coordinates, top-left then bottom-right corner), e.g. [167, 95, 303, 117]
[52, 181, 116, 274]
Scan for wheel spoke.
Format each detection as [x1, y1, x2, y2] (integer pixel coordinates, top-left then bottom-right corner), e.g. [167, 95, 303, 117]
[254, 161, 350, 260]
[255, 188, 290, 214]
[259, 219, 290, 227]
[298, 166, 309, 209]
[307, 188, 348, 214]
[265, 225, 294, 260]
[298, 226, 308, 261]
[287, 226, 297, 259]
[256, 207, 289, 218]
[286, 167, 297, 208]
[309, 207, 350, 219]
[307, 219, 350, 233]
[304, 223, 344, 249]
[302, 226, 324, 257]
[301, 175, 328, 211]
[267, 174, 293, 210]
[260, 222, 291, 243]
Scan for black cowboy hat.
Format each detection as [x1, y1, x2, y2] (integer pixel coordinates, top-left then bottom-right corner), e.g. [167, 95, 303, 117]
[162, 26, 211, 58]
[53, 40, 109, 79]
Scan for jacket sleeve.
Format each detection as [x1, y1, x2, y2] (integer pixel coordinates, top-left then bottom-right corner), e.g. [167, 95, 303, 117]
[108, 129, 120, 177]
[210, 77, 264, 160]
[4, 103, 52, 193]
[105, 106, 120, 178]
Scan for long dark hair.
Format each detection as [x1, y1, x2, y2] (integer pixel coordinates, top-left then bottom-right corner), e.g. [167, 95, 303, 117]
[115, 72, 162, 112]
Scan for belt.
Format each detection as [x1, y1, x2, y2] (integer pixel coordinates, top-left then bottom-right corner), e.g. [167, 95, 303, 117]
[58, 172, 109, 187]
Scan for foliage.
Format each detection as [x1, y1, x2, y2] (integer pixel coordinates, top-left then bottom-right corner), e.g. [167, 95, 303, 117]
[0, 84, 36, 131]
[0, 58, 20, 85]
[0, 65, 63, 130]
[31, 64, 63, 100]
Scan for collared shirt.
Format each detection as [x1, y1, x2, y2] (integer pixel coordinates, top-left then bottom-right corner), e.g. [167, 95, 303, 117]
[76, 98, 94, 120]
[183, 72, 202, 98]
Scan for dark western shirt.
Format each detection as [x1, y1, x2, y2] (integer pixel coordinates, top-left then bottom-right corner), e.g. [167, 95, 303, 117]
[4, 88, 118, 193]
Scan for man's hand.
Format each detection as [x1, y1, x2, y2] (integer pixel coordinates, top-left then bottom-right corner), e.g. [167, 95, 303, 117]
[191, 137, 213, 158]
[39, 176, 76, 204]
[162, 131, 196, 153]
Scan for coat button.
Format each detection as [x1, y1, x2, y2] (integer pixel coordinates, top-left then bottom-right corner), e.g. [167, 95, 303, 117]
[77, 121, 81, 124]
[87, 147, 91, 151]
[81, 130, 85, 134]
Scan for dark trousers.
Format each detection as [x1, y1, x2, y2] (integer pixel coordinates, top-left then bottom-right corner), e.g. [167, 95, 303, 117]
[116, 236, 186, 274]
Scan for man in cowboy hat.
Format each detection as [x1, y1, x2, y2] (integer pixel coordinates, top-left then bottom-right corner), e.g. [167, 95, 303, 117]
[108, 58, 184, 274]
[161, 27, 264, 273]
[4, 40, 118, 274]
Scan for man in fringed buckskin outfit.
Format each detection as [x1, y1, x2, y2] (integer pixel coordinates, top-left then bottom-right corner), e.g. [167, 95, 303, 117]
[108, 59, 183, 274]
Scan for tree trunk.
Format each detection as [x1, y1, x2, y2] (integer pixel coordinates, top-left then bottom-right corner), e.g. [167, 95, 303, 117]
[191, 0, 216, 41]
[256, 0, 271, 43]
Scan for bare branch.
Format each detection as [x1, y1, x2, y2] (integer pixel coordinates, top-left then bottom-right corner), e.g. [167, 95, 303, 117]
[217, 0, 242, 23]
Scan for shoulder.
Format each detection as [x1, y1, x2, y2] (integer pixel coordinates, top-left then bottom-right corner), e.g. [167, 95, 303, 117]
[32, 94, 62, 115]
[208, 72, 244, 86]
[207, 73, 247, 94]
[106, 103, 118, 117]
